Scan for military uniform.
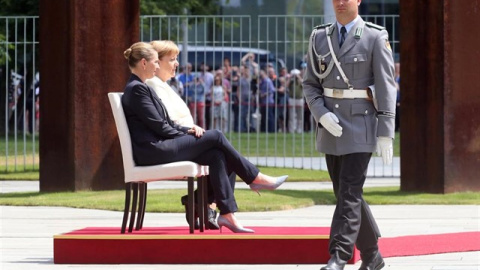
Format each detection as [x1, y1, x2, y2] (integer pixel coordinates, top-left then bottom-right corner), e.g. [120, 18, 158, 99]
[303, 17, 396, 262]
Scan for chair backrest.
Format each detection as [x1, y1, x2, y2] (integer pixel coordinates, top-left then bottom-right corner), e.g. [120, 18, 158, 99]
[108, 92, 136, 178]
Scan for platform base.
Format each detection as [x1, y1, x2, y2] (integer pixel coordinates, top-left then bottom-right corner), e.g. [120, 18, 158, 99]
[54, 226, 360, 264]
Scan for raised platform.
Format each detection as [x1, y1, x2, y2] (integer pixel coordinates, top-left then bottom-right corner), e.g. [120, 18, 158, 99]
[54, 226, 360, 264]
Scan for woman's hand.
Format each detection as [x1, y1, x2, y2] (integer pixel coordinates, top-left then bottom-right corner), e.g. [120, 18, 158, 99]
[187, 124, 205, 138]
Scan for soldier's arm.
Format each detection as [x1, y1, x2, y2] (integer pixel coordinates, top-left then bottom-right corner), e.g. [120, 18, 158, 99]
[303, 31, 331, 124]
[372, 30, 396, 138]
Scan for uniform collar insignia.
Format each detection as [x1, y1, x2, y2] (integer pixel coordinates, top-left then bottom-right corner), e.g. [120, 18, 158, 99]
[354, 27, 363, 39]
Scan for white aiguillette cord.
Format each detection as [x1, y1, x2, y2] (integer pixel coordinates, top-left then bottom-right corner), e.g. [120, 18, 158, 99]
[325, 26, 353, 90]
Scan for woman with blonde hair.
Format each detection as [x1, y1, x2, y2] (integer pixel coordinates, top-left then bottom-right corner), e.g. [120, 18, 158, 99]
[121, 41, 288, 233]
[147, 40, 216, 230]
[146, 41, 194, 127]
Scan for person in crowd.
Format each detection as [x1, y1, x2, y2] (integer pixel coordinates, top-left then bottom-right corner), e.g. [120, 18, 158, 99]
[230, 66, 241, 131]
[222, 57, 232, 80]
[187, 76, 206, 129]
[212, 74, 228, 132]
[178, 62, 194, 101]
[299, 60, 313, 132]
[168, 76, 184, 97]
[276, 67, 289, 132]
[279, 66, 289, 79]
[303, 0, 395, 269]
[8, 71, 24, 130]
[267, 66, 283, 132]
[258, 69, 276, 133]
[10, 70, 38, 134]
[241, 52, 259, 81]
[214, 69, 231, 131]
[198, 63, 214, 129]
[287, 68, 304, 134]
[215, 69, 231, 92]
[121, 41, 288, 233]
[241, 53, 259, 87]
[238, 65, 253, 132]
[276, 76, 287, 132]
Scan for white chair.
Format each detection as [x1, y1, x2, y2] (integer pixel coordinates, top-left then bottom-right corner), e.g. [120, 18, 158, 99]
[108, 92, 209, 234]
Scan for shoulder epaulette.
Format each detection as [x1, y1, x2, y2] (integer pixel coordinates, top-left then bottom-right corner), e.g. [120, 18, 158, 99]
[365, 22, 385, 31]
[313, 23, 333, 30]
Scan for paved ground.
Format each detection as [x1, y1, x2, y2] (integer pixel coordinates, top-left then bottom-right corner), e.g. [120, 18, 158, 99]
[1, 179, 479, 270]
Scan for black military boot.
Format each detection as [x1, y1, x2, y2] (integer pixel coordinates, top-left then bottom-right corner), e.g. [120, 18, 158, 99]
[320, 251, 348, 270]
[359, 250, 384, 270]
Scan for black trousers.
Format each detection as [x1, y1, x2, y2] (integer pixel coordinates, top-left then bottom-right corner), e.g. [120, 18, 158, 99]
[325, 153, 381, 259]
[200, 173, 236, 206]
[152, 129, 259, 215]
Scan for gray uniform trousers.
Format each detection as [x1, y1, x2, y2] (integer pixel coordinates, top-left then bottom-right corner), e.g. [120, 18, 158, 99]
[326, 152, 380, 259]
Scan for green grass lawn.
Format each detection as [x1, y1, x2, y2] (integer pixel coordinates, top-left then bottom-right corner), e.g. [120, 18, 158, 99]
[0, 134, 39, 176]
[0, 132, 401, 158]
[226, 131, 401, 157]
[0, 132, 400, 180]
[0, 187, 478, 213]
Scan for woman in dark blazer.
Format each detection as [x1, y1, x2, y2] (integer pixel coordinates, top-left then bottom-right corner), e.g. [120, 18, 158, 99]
[121, 42, 287, 233]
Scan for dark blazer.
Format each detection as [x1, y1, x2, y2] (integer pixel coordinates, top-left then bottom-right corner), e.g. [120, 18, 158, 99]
[121, 74, 190, 165]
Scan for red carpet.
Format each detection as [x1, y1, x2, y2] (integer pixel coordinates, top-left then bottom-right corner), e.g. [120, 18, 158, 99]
[379, 231, 480, 258]
[53, 227, 480, 264]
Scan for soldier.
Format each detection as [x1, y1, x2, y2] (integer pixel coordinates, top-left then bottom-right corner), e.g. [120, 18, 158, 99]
[303, 1, 396, 270]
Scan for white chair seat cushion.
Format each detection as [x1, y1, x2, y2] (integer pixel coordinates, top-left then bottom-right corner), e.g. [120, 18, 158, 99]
[126, 161, 204, 183]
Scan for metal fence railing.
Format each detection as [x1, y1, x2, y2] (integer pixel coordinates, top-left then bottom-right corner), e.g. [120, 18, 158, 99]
[0, 15, 400, 176]
[139, 15, 400, 176]
[0, 16, 39, 173]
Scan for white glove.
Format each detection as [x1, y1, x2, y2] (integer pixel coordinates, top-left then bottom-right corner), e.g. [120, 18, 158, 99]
[376, 136, 393, 165]
[319, 112, 343, 137]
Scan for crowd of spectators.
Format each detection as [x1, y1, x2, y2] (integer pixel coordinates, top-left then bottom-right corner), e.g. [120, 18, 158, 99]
[7, 70, 40, 135]
[168, 53, 314, 133]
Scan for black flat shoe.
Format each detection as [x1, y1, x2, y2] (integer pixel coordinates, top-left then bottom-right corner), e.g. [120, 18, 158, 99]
[180, 195, 199, 229]
[206, 208, 219, 230]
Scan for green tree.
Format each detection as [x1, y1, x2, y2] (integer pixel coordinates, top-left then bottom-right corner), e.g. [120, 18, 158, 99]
[141, 0, 221, 15]
[0, 0, 38, 15]
[0, 0, 221, 16]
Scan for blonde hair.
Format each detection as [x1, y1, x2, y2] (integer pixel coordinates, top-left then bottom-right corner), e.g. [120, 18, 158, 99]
[150, 40, 180, 60]
[123, 42, 157, 68]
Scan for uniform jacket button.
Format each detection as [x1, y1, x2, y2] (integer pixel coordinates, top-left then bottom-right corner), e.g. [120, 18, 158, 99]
[336, 76, 340, 80]
[335, 104, 339, 108]
[354, 57, 358, 62]
[365, 110, 368, 114]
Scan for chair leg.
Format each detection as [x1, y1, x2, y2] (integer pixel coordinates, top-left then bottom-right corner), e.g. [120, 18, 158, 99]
[135, 182, 146, 231]
[202, 176, 209, 230]
[128, 183, 139, 233]
[187, 177, 195, 234]
[197, 177, 205, 232]
[121, 183, 132, 234]
[139, 183, 148, 229]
